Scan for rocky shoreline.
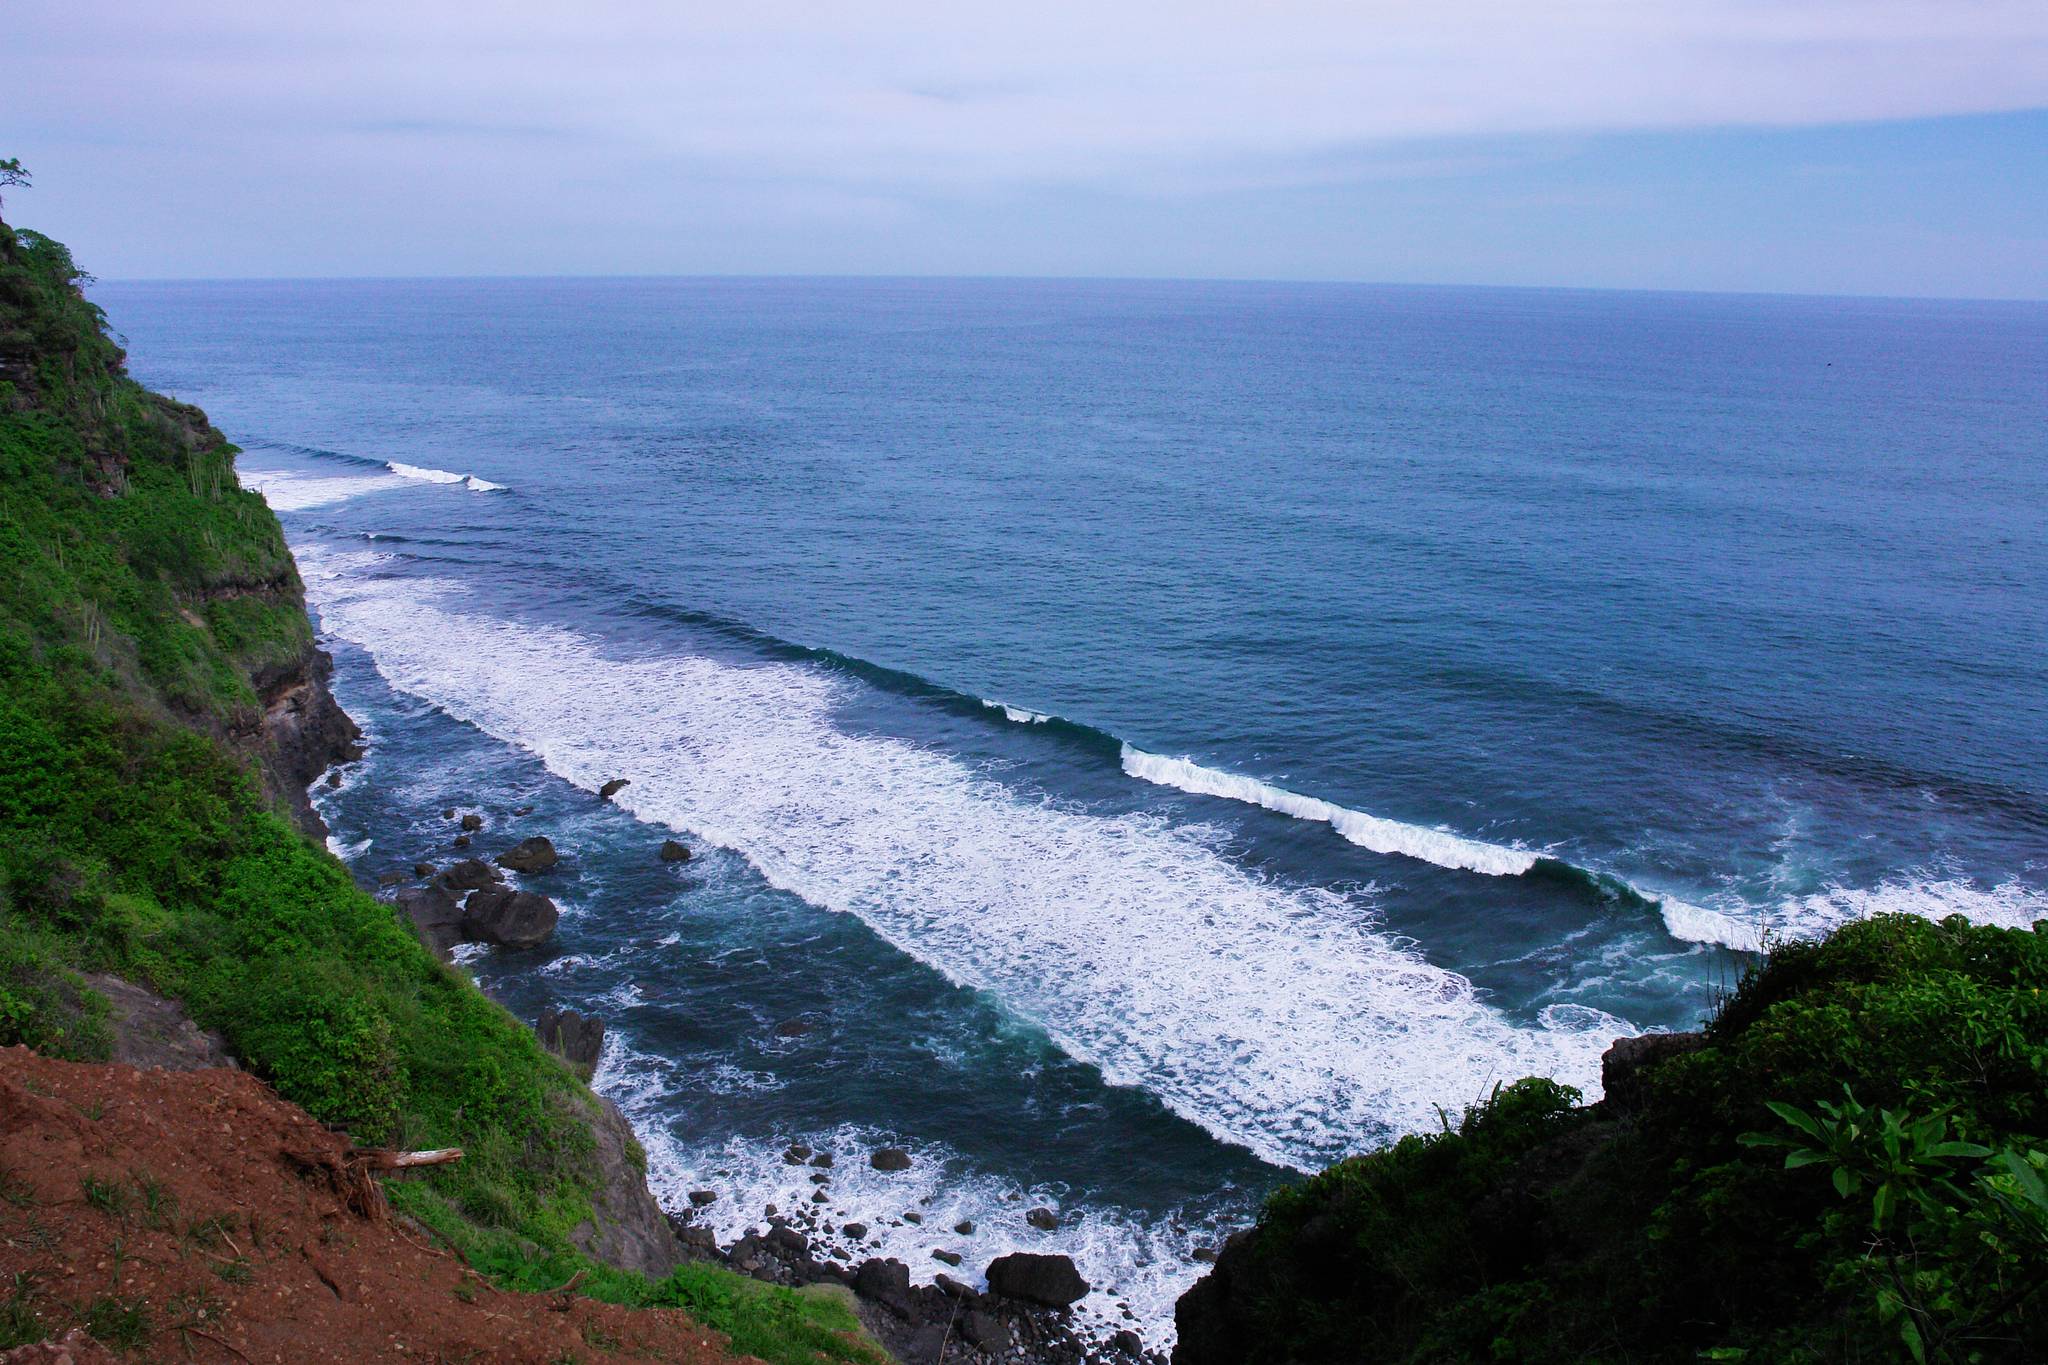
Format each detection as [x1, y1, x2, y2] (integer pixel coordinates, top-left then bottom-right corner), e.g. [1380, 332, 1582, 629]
[350, 787, 1147, 1364]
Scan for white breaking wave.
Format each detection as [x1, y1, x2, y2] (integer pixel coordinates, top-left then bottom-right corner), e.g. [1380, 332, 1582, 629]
[387, 460, 506, 492]
[299, 546, 1626, 1172]
[1663, 876, 2048, 953]
[386, 460, 465, 485]
[239, 466, 396, 512]
[1121, 746, 1540, 878]
[984, 699, 1052, 724]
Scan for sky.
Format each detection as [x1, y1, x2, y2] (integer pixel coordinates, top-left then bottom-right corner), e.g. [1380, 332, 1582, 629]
[5, 1, 2047, 297]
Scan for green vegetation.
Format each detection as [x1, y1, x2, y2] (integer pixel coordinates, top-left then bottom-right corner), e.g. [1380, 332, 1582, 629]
[1179, 913, 2047, 1363]
[0, 208, 879, 1362]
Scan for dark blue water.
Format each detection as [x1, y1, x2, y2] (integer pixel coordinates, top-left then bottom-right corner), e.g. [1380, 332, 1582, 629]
[98, 277, 2048, 1340]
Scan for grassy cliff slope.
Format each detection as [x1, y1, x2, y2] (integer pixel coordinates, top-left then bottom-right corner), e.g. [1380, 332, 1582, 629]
[0, 212, 882, 1364]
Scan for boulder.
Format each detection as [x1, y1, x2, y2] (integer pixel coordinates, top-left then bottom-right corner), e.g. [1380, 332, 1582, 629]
[810, 1152, 835, 1168]
[1111, 1328, 1144, 1355]
[451, 834, 470, 848]
[1026, 1206, 1059, 1231]
[462, 885, 558, 949]
[495, 835, 559, 873]
[842, 1222, 868, 1241]
[853, 1258, 913, 1318]
[986, 1252, 1089, 1308]
[377, 870, 405, 886]
[659, 839, 692, 862]
[439, 857, 501, 892]
[459, 812, 483, 831]
[932, 1248, 962, 1267]
[599, 778, 630, 801]
[413, 862, 435, 878]
[536, 1006, 605, 1076]
[394, 885, 465, 961]
[954, 1219, 975, 1236]
[870, 1147, 912, 1172]
[688, 1190, 718, 1207]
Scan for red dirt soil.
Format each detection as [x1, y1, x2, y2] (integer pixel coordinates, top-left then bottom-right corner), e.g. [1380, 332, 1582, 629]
[0, 1047, 749, 1364]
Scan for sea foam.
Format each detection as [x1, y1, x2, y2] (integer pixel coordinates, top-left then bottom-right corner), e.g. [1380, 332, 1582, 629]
[599, 1035, 1224, 1348]
[299, 546, 1625, 1173]
[1120, 746, 1540, 878]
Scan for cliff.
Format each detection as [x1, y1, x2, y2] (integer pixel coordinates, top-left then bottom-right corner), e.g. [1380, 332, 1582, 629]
[1171, 913, 2048, 1364]
[0, 213, 884, 1364]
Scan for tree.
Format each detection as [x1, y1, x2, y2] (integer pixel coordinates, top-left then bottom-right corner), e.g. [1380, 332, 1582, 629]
[0, 158, 29, 217]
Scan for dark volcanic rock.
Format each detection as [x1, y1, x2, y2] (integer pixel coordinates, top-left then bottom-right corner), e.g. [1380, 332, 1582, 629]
[659, 839, 692, 862]
[688, 1190, 718, 1207]
[459, 812, 483, 831]
[438, 858, 501, 892]
[1600, 1031, 1705, 1113]
[394, 885, 465, 962]
[1026, 1206, 1059, 1231]
[964, 1310, 1012, 1352]
[413, 862, 435, 878]
[536, 1005, 605, 1076]
[1111, 1328, 1144, 1355]
[599, 778, 630, 801]
[986, 1252, 1089, 1308]
[842, 1222, 868, 1241]
[854, 1258, 914, 1318]
[870, 1147, 912, 1172]
[931, 1248, 962, 1267]
[451, 834, 470, 848]
[495, 835, 559, 873]
[461, 885, 558, 949]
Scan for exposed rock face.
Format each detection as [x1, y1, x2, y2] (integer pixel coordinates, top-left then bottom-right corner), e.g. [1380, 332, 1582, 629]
[1600, 1030, 1705, 1113]
[82, 974, 238, 1071]
[598, 778, 631, 801]
[461, 885, 558, 949]
[985, 1253, 1089, 1309]
[537, 1005, 605, 1076]
[568, 1095, 684, 1280]
[496, 835, 559, 873]
[394, 886, 466, 962]
[254, 646, 362, 839]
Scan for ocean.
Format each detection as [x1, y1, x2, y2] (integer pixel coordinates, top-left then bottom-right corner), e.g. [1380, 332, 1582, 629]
[96, 275, 2048, 1343]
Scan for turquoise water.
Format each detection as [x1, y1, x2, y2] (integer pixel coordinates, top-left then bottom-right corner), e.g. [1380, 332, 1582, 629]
[99, 277, 2048, 1340]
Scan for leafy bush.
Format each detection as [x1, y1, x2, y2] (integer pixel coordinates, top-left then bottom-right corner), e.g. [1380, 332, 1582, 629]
[1182, 913, 2048, 1364]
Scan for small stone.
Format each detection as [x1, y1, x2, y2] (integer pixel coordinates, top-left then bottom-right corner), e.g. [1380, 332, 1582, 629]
[688, 1190, 717, 1207]
[811, 1190, 828, 1203]
[459, 812, 483, 831]
[1026, 1206, 1059, 1231]
[842, 1223, 868, 1240]
[932, 1249, 962, 1266]
[660, 839, 692, 862]
[902, 1211, 922, 1225]
[784, 1145, 812, 1164]
[954, 1220, 975, 1236]
[1112, 1329, 1144, 1355]
[870, 1147, 912, 1172]
[810, 1152, 834, 1168]
[809, 1172, 830, 1185]
[441, 808, 455, 819]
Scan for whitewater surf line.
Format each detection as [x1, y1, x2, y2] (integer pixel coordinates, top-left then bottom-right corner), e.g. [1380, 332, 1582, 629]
[297, 544, 1626, 1173]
